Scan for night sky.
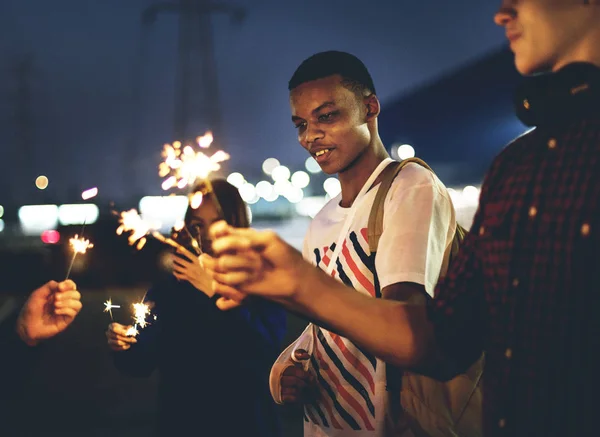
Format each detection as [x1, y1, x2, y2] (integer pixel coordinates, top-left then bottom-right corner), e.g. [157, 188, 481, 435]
[0, 0, 506, 204]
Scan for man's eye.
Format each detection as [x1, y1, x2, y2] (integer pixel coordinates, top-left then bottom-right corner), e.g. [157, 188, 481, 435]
[294, 122, 306, 130]
[318, 112, 336, 122]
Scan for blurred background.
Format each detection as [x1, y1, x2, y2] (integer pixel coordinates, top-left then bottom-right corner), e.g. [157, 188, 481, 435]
[0, 0, 527, 435]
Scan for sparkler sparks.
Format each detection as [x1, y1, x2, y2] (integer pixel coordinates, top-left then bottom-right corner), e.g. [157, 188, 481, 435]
[115, 209, 189, 252]
[103, 299, 120, 320]
[158, 131, 230, 192]
[65, 235, 94, 279]
[69, 235, 94, 254]
[132, 301, 151, 329]
[125, 325, 139, 337]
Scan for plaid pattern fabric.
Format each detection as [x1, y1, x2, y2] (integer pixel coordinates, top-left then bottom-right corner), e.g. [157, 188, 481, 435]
[429, 63, 600, 437]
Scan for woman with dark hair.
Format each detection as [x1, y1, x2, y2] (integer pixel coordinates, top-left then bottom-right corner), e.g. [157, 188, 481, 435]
[106, 179, 286, 437]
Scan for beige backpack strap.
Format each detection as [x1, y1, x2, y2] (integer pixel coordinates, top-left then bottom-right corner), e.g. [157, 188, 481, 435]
[368, 158, 432, 253]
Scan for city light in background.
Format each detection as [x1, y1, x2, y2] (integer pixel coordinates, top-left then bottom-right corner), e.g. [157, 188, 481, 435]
[35, 175, 49, 190]
[5, 145, 482, 242]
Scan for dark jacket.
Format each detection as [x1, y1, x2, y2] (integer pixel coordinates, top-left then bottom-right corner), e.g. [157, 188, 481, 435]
[0, 301, 43, 435]
[113, 276, 286, 436]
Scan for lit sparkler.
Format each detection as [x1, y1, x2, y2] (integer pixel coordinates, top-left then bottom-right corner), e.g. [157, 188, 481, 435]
[103, 299, 120, 321]
[115, 209, 186, 251]
[65, 235, 94, 279]
[125, 300, 152, 337]
[158, 131, 229, 214]
[132, 301, 151, 328]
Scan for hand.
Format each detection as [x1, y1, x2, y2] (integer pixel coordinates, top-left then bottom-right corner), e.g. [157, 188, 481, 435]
[106, 322, 137, 351]
[281, 349, 317, 404]
[172, 246, 214, 297]
[16, 280, 82, 346]
[201, 221, 307, 308]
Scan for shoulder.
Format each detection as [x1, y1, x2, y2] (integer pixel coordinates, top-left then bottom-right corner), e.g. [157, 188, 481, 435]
[388, 162, 449, 200]
[487, 127, 536, 179]
[309, 194, 341, 225]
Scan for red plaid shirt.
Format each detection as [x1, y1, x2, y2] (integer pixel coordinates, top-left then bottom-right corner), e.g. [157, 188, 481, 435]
[429, 63, 600, 437]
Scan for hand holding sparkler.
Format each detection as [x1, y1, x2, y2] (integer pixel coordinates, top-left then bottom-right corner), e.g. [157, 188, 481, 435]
[173, 246, 214, 297]
[106, 322, 137, 351]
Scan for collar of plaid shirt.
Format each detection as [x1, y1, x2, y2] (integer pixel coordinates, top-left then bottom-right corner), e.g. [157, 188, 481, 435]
[514, 62, 600, 127]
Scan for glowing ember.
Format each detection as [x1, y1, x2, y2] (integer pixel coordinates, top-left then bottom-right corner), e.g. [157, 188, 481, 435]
[115, 209, 190, 252]
[132, 301, 151, 329]
[190, 191, 203, 209]
[197, 131, 213, 148]
[125, 325, 138, 337]
[103, 299, 120, 320]
[69, 235, 94, 254]
[116, 209, 152, 250]
[159, 131, 229, 191]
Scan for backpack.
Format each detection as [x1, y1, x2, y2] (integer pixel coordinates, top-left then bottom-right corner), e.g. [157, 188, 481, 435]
[368, 158, 483, 437]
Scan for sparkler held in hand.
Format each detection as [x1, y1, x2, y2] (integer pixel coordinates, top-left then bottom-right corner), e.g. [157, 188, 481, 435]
[158, 131, 229, 216]
[64, 187, 99, 279]
[65, 235, 93, 279]
[103, 299, 120, 321]
[115, 209, 188, 252]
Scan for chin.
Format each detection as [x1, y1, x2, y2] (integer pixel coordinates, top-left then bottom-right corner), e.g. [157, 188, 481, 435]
[514, 53, 553, 76]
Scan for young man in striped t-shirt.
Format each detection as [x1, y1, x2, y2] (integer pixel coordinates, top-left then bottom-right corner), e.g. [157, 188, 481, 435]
[271, 51, 456, 437]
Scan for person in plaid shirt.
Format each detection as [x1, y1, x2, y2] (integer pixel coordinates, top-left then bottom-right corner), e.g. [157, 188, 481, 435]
[203, 1, 600, 436]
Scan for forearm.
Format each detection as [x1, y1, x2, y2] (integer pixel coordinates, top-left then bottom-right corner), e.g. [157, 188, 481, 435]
[287, 265, 433, 368]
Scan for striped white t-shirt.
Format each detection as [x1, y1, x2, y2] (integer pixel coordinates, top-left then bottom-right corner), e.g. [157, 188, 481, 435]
[301, 163, 455, 437]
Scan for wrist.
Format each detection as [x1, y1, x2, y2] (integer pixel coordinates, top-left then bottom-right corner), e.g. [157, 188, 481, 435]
[291, 262, 320, 307]
[15, 319, 39, 347]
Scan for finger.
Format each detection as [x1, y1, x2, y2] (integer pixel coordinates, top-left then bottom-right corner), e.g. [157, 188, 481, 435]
[281, 386, 302, 396]
[281, 394, 301, 404]
[54, 307, 79, 318]
[212, 281, 248, 301]
[199, 253, 214, 267]
[215, 296, 244, 311]
[211, 271, 254, 287]
[54, 299, 83, 314]
[211, 235, 253, 256]
[212, 228, 277, 254]
[172, 271, 187, 281]
[215, 253, 262, 274]
[281, 375, 308, 390]
[208, 220, 232, 240]
[108, 339, 131, 350]
[54, 290, 82, 303]
[109, 323, 132, 336]
[293, 349, 310, 362]
[114, 334, 137, 344]
[58, 280, 77, 292]
[281, 366, 310, 381]
[176, 246, 197, 263]
[172, 257, 191, 270]
[172, 265, 188, 277]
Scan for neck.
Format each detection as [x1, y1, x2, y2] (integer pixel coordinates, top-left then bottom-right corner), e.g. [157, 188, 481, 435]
[553, 27, 600, 72]
[338, 135, 389, 208]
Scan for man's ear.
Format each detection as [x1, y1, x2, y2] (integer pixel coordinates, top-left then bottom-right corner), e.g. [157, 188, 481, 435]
[364, 94, 380, 120]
